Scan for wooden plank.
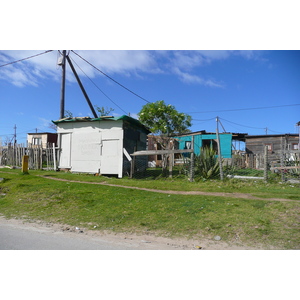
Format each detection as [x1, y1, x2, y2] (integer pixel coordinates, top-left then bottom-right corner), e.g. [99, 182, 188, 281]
[271, 166, 300, 170]
[123, 148, 132, 162]
[131, 149, 194, 156]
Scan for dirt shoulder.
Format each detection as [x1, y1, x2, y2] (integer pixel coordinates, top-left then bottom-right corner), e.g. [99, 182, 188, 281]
[0, 215, 267, 250]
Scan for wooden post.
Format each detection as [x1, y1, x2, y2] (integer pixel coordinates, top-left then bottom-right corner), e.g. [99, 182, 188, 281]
[216, 117, 224, 180]
[53, 143, 57, 171]
[60, 50, 67, 119]
[280, 139, 285, 182]
[22, 155, 29, 173]
[130, 147, 136, 179]
[189, 136, 195, 182]
[169, 139, 174, 178]
[264, 145, 268, 182]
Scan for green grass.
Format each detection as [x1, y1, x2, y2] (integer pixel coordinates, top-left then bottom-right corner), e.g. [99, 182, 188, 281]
[21, 168, 300, 200]
[0, 168, 299, 249]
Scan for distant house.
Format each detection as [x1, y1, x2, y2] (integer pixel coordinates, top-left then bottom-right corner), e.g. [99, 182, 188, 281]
[245, 133, 299, 157]
[27, 132, 57, 148]
[52, 115, 150, 178]
[147, 131, 246, 166]
[176, 131, 233, 158]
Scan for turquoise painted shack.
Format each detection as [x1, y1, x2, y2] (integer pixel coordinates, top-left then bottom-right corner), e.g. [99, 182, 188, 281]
[175, 131, 233, 158]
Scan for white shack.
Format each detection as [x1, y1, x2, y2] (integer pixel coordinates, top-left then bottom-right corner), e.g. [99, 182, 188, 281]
[53, 115, 150, 178]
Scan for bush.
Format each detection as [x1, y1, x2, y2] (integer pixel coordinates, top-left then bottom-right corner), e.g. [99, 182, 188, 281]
[194, 147, 220, 179]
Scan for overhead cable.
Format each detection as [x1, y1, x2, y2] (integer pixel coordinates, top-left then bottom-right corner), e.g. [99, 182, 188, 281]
[69, 55, 128, 115]
[186, 103, 300, 114]
[0, 50, 53, 68]
[71, 50, 151, 103]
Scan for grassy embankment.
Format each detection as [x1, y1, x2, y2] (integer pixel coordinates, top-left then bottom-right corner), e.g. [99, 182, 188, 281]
[0, 168, 299, 249]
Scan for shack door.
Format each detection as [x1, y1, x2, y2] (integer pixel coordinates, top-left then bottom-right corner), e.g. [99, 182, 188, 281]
[59, 133, 71, 169]
[100, 130, 123, 177]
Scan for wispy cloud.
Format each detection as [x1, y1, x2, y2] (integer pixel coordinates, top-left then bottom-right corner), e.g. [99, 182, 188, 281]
[0, 50, 60, 87]
[0, 50, 263, 89]
[173, 67, 225, 88]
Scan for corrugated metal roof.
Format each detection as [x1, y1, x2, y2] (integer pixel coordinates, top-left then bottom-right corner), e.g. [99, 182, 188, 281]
[52, 115, 150, 133]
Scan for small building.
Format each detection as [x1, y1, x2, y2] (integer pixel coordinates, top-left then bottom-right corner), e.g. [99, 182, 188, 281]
[245, 133, 299, 157]
[52, 115, 150, 178]
[27, 132, 58, 148]
[176, 131, 233, 158]
[147, 131, 246, 166]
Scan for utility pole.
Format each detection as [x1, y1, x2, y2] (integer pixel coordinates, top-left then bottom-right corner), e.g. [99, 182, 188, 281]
[59, 50, 67, 119]
[265, 127, 268, 135]
[66, 56, 98, 118]
[216, 117, 224, 180]
[14, 124, 17, 145]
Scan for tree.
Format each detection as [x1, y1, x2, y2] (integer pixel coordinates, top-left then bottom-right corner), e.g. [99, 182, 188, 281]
[94, 105, 114, 117]
[138, 100, 192, 174]
[138, 100, 192, 136]
[64, 110, 73, 118]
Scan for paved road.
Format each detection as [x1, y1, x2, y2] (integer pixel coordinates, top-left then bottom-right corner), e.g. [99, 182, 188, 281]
[0, 226, 129, 250]
[0, 218, 177, 250]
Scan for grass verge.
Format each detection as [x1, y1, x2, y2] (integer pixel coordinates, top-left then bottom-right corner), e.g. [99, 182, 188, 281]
[0, 169, 299, 249]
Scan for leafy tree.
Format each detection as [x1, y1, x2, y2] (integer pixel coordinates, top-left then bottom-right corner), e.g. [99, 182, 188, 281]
[94, 105, 114, 117]
[138, 100, 192, 136]
[138, 100, 192, 174]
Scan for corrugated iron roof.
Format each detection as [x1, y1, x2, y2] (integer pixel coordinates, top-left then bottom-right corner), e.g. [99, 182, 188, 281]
[52, 115, 150, 133]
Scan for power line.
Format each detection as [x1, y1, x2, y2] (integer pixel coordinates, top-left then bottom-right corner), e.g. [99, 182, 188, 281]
[0, 50, 53, 68]
[220, 117, 266, 130]
[186, 103, 300, 114]
[69, 55, 128, 115]
[219, 117, 285, 133]
[71, 50, 151, 104]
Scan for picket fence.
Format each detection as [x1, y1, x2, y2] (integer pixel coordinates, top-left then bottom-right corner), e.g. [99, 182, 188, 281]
[0, 143, 57, 170]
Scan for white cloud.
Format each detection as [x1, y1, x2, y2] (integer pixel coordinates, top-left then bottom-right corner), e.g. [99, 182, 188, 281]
[0, 50, 161, 87]
[173, 67, 225, 88]
[72, 50, 160, 76]
[0, 50, 60, 87]
[0, 50, 263, 89]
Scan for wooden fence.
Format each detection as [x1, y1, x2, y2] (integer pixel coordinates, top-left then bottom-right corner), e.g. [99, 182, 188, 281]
[0, 143, 57, 170]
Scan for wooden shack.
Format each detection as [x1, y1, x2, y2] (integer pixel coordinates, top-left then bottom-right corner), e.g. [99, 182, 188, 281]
[53, 115, 150, 178]
[245, 134, 299, 157]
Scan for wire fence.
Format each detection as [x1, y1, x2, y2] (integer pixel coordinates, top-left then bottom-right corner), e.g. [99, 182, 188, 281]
[225, 150, 300, 182]
[130, 154, 194, 180]
[129, 149, 300, 183]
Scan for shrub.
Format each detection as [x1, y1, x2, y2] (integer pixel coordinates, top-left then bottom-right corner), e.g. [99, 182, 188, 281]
[195, 147, 220, 179]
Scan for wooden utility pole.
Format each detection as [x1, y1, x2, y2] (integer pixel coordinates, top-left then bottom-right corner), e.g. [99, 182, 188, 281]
[66, 56, 98, 118]
[59, 50, 67, 119]
[264, 145, 268, 182]
[13, 124, 17, 145]
[216, 117, 224, 180]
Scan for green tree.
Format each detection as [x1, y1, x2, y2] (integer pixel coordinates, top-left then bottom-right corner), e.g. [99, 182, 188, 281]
[138, 100, 192, 174]
[94, 105, 114, 117]
[138, 100, 192, 136]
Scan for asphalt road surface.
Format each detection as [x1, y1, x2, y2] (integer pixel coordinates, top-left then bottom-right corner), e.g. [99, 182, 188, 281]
[0, 224, 131, 250]
[0, 217, 178, 250]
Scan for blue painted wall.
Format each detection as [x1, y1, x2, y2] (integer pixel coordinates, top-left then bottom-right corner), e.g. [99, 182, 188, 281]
[176, 133, 232, 158]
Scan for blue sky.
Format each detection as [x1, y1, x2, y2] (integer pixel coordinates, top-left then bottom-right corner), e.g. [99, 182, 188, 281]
[0, 50, 299, 145]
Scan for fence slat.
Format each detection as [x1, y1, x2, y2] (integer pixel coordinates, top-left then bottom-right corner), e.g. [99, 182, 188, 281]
[0, 143, 57, 170]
